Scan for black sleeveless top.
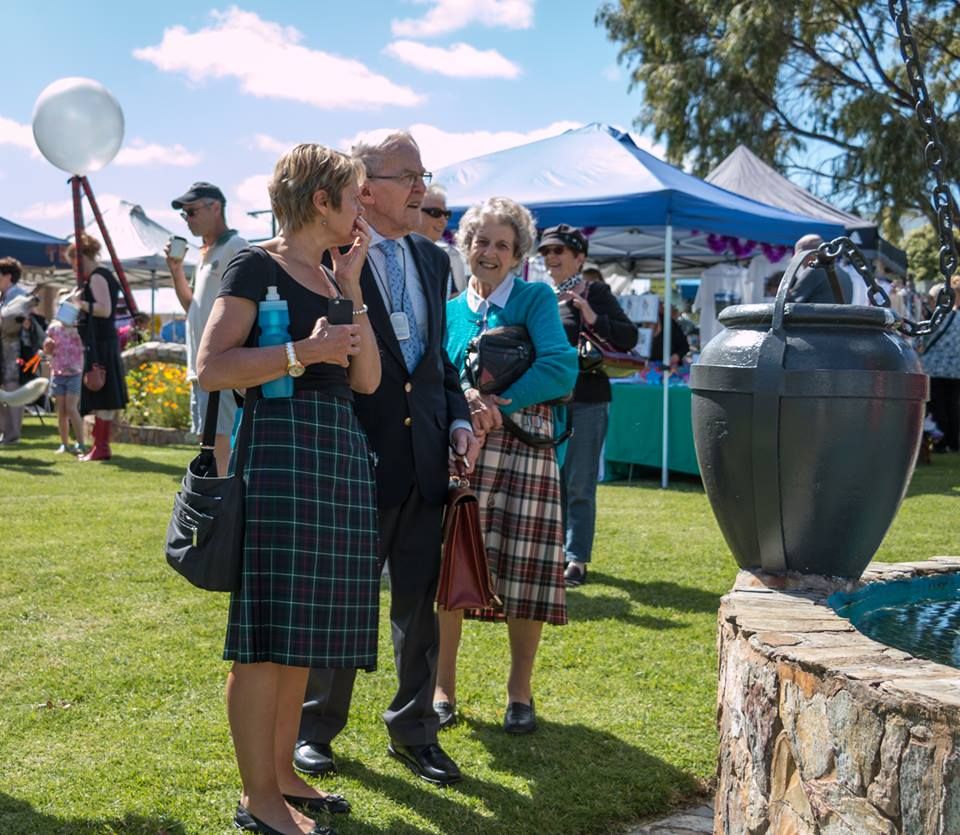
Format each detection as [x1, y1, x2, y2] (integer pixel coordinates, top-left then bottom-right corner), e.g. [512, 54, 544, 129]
[219, 247, 352, 399]
[80, 267, 120, 342]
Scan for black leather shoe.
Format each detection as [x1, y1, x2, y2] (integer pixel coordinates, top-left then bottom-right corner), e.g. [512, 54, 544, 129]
[283, 793, 351, 816]
[293, 741, 337, 776]
[504, 699, 537, 734]
[434, 700, 457, 730]
[564, 563, 586, 588]
[387, 741, 462, 785]
[234, 803, 335, 835]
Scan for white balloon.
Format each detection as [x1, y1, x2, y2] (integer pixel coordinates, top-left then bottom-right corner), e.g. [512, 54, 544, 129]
[32, 77, 124, 175]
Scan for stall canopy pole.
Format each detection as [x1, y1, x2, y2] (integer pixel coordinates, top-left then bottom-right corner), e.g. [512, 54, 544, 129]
[661, 222, 673, 489]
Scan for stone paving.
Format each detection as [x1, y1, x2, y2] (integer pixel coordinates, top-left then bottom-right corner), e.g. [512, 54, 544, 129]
[624, 802, 714, 834]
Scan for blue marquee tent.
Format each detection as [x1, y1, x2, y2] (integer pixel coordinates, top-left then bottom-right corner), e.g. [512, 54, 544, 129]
[435, 123, 844, 267]
[0, 215, 68, 269]
[435, 123, 847, 488]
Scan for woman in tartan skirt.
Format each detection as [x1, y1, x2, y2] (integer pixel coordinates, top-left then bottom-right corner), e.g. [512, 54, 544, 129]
[198, 145, 380, 835]
[435, 197, 579, 735]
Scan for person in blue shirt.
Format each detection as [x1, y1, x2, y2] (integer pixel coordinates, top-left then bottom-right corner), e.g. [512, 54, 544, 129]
[434, 197, 578, 735]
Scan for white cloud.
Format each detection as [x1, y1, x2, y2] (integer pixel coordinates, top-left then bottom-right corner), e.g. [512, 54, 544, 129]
[114, 139, 201, 167]
[0, 114, 39, 155]
[341, 120, 583, 170]
[229, 173, 275, 239]
[251, 134, 296, 155]
[384, 40, 520, 79]
[603, 65, 621, 82]
[392, 0, 534, 37]
[134, 8, 423, 110]
[17, 193, 125, 223]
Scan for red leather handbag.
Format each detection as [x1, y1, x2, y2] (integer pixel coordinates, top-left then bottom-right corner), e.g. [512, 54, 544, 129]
[83, 363, 107, 392]
[436, 479, 502, 611]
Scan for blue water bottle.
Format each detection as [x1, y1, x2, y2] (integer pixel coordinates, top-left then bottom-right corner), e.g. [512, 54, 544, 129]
[259, 285, 294, 398]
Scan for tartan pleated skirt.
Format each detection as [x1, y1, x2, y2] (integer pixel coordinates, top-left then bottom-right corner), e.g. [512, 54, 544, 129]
[224, 391, 380, 669]
[465, 404, 568, 625]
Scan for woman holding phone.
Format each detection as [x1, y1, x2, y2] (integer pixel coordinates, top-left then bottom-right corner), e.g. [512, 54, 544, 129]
[197, 144, 379, 835]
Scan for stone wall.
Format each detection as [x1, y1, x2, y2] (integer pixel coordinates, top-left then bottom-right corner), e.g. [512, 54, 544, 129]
[716, 558, 960, 834]
[83, 415, 195, 447]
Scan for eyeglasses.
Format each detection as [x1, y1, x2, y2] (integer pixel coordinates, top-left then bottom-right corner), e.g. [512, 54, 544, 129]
[368, 170, 433, 187]
[420, 207, 451, 219]
[538, 246, 568, 257]
[180, 202, 214, 218]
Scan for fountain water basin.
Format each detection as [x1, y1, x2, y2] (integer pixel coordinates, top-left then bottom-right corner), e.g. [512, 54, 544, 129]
[716, 557, 960, 834]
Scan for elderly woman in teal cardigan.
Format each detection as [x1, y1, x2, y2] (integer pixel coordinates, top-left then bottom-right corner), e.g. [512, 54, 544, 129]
[434, 196, 578, 735]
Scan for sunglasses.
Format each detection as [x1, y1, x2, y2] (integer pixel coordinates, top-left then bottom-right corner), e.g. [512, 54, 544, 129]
[180, 202, 213, 218]
[538, 245, 569, 257]
[421, 207, 451, 219]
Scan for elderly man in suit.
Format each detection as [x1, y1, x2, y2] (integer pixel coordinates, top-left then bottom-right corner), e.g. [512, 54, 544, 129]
[295, 132, 479, 786]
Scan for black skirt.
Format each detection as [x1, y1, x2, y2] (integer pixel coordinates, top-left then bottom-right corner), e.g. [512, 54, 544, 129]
[80, 333, 128, 413]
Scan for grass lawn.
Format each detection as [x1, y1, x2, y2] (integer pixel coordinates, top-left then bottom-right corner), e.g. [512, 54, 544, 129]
[0, 417, 958, 834]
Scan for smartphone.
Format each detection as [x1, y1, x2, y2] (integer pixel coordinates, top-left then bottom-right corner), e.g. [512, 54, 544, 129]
[327, 297, 353, 325]
[168, 235, 188, 260]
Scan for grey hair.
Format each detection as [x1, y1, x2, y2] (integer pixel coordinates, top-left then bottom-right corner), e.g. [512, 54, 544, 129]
[795, 233, 824, 254]
[455, 197, 538, 261]
[352, 131, 419, 176]
[424, 184, 447, 202]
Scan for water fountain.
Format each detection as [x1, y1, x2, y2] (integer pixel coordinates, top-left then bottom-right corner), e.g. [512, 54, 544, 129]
[689, 3, 960, 831]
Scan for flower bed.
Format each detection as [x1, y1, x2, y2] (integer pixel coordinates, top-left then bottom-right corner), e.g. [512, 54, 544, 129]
[123, 361, 190, 431]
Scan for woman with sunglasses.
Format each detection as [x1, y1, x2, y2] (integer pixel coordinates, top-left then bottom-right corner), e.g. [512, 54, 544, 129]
[539, 225, 638, 588]
[419, 185, 467, 298]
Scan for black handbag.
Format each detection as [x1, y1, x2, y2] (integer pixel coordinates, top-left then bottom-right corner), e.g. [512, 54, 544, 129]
[164, 387, 259, 592]
[578, 327, 647, 378]
[465, 325, 535, 394]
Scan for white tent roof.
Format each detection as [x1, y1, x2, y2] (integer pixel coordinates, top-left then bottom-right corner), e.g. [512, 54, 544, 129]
[69, 200, 198, 286]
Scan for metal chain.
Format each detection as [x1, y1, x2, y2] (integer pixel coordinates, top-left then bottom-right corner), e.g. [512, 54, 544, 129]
[816, 237, 892, 307]
[808, 3, 957, 337]
[887, 0, 958, 336]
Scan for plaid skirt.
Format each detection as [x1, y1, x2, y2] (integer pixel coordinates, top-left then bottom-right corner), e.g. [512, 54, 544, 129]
[465, 404, 567, 625]
[224, 391, 380, 668]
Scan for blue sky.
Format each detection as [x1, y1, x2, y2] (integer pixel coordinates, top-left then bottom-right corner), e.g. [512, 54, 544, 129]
[1, 0, 657, 243]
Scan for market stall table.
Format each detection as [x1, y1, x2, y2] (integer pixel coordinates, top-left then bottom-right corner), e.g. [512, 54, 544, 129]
[603, 379, 700, 478]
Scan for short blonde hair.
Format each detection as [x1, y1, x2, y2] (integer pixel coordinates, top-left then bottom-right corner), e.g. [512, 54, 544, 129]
[65, 232, 101, 262]
[268, 144, 365, 234]
[456, 197, 537, 261]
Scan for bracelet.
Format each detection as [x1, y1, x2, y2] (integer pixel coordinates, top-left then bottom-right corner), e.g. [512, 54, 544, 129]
[353, 303, 369, 317]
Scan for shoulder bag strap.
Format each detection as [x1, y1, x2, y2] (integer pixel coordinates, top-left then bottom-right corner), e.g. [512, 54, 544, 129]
[501, 414, 573, 449]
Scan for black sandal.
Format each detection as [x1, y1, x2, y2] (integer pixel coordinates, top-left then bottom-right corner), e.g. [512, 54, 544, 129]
[283, 792, 351, 815]
[234, 803, 336, 835]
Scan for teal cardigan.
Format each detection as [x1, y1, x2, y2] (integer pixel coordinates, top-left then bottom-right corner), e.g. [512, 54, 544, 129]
[445, 277, 579, 415]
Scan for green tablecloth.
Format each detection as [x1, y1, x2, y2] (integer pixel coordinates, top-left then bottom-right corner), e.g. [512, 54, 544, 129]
[603, 381, 700, 477]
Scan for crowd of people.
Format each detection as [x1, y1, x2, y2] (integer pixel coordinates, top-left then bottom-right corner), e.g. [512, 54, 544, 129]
[3, 130, 958, 835]
[184, 132, 638, 835]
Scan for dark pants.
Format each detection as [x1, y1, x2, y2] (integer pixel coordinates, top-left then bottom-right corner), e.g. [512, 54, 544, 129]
[560, 401, 609, 563]
[299, 484, 443, 746]
[930, 377, 960, 452]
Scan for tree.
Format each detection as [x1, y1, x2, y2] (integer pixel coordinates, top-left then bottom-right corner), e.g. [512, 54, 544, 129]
[596, 0, 960, 239]
[904, 223, 959, 287]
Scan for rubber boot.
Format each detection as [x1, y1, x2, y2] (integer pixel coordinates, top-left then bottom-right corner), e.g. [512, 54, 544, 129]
[80, 418, 112, 461]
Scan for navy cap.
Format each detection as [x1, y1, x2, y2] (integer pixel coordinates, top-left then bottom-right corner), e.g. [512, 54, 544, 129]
[538, 224, 588, 256]
[171, 182, 226, 209]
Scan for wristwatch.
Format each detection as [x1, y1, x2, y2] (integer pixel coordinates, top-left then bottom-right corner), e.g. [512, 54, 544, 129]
[284, 342, 305, 377]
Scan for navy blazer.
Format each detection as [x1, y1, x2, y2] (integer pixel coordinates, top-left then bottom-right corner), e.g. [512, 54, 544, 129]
[353, 233, 470, 508]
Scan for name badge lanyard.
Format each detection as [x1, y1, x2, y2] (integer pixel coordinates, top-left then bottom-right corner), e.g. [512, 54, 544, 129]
[371, 245, 413, 342]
